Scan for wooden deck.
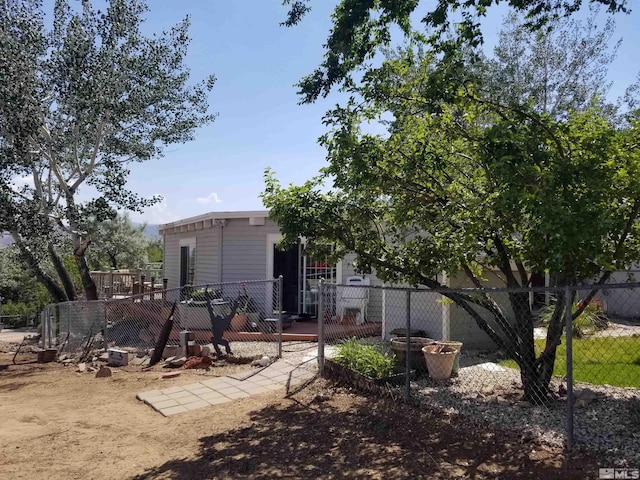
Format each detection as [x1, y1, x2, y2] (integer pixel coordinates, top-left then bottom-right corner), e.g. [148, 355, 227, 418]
[184, 319, 382, 343]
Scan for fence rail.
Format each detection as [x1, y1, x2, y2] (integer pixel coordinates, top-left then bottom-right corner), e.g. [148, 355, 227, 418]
[0, 313, 37, 329]
[317, 280, 640, 459]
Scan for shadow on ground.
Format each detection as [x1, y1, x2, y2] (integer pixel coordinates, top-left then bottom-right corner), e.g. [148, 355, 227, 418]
[130, 381, 597, 480]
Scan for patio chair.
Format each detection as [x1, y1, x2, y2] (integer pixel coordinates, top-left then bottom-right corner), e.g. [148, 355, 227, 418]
[336, 276, 370, 325]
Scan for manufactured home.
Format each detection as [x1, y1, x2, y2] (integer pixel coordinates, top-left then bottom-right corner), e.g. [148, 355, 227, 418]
[159, 210, 562, 348]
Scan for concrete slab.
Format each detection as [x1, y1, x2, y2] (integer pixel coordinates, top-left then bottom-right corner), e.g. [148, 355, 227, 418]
[137, 358, 318, 416]
[160, 405, 189, 416]
[176, 395, 201, 405]
[183, 400, 210, 411]
[204, 396, 232, 406]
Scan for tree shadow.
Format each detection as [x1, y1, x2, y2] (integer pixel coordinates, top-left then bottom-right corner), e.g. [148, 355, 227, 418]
[130, 384, 597, 479]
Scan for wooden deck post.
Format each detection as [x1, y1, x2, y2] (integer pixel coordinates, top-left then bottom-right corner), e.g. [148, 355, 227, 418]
[162, 279, 168, 300]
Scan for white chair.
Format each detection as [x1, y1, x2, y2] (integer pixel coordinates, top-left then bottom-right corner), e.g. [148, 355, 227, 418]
[337, 276, 370, 325]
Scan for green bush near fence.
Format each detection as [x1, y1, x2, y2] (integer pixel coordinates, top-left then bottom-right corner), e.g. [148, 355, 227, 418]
[334, 338, 396, 379]
[500, 336, 640, 388]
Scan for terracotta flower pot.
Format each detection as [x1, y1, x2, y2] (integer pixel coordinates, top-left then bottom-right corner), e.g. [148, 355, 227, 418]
[422, 344, 458, 380]
[435, 341, 463, 374]
[230, 314, 248, 332]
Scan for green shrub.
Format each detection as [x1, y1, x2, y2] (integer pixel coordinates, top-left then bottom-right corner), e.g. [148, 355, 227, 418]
[538, 297, 608, 338]
[333, 338, 396, 379]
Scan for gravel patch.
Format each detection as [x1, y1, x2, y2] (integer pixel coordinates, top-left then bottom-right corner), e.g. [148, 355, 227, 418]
[412, 356, 640, 466]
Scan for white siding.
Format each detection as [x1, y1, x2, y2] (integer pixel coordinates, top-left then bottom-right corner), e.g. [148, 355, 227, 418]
[221, 218, 280, 282]
[163, 227, 219, 289]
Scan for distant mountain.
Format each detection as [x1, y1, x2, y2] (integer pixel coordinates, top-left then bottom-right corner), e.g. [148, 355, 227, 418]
[143, 224, 160, 238]
[0, 223, 159, 247]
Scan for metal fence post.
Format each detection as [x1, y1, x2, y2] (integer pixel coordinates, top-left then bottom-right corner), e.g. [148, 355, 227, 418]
[565, 285, 574, 450]
[318, 278, 325, 374]
[67, 303, 71, 355]
[405, 289, 411, 402]
[103, 300, 108, 352]
[278, 276, 283, 359]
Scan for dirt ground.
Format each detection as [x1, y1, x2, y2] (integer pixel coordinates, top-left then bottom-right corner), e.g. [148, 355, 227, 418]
[0, 350, 603, 480]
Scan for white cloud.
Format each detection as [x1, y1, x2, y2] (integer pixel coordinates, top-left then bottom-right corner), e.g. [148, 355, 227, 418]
[196, 192, 223, 205]
[129, 196, 181, 225]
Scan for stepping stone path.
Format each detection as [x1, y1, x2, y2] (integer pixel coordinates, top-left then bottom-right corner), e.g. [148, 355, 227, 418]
[137, 359, 315, 416]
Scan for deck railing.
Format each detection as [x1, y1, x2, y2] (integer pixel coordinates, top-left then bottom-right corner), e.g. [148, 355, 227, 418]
[91, 267, 165, 299]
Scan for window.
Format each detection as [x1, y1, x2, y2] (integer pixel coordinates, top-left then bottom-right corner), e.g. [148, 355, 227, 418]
[179, 238, 196, 287]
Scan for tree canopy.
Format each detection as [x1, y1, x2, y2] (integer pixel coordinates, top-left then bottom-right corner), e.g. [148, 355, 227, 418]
[266, 12, 640, 402]
[86, 213, 151, 271]
[282, 0, 629, 103]
[0, 0, 215, 301]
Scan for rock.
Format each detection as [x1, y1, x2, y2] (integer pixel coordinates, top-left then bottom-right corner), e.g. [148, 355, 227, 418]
[130, 356, 148, 366]
[259, 355, 270, 367]
[201, 345, 211, 357]
[575, 388, 598, 408]
[59, 354, 68, 361]
[95, 366, 112, 378]
[162, 345, 179, 359]
[169, 356, 186, 367]
[99, 353, 109, 361]
[77, 363, 86, 373]
[480, 387, 494, 397]
[558, 384, 567, 396]
[311, 393, 331, 403]
[162, 371, 181, 379]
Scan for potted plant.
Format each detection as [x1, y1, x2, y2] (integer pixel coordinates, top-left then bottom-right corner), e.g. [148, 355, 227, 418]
[230, 284, 258, 332]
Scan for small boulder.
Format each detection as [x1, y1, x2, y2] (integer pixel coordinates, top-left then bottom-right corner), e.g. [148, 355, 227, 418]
[95, 366, 112, 378]
[574, 388, 598, 408]
[169, 356, 186, 367]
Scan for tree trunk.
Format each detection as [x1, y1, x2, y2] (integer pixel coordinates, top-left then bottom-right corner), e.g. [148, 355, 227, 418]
[74, 241, 98, 300]
[508, 291, 548, 403]
[47, 242, 77, 301]
[109, 253, 118, 270]
[12, 238, 68, 303]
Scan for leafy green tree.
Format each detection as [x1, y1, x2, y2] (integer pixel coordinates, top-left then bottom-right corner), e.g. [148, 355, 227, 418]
[282, 0, 628, 103]
[0, 245, 52, 316]
[481, 11, 620, 119]
[263, 36, 640, 402]
[146, 236, 163, 264]
[86, 214, 150, 270]
[0, 0, 216, 301]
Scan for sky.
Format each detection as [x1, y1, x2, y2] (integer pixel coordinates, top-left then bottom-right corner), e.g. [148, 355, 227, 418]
[117, 1, 640, 225]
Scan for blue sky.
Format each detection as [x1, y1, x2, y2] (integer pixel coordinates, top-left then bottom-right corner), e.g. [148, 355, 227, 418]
[124, 1, 640, 225]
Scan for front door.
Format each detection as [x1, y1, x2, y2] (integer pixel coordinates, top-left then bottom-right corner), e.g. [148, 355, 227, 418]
[273, 245, 299, 313]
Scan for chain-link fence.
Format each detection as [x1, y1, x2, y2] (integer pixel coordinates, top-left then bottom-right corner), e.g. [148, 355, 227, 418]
[41, 278, 284, 360]
[318, 280, 640, 459]
[0, 313, 38, 329]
